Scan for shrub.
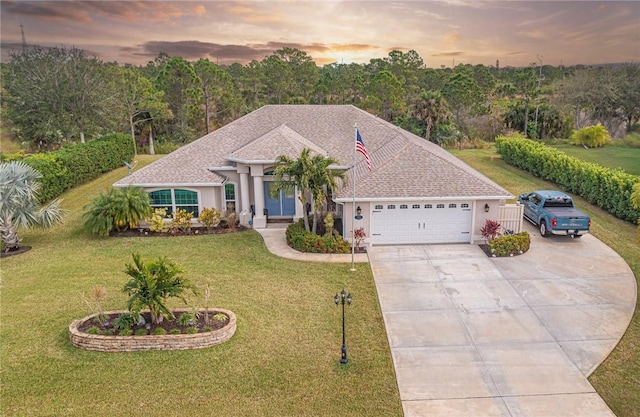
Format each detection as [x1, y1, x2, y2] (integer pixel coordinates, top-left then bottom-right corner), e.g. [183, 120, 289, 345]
[223, 210, 238, 230]
[149, 208, 168, 233]
[569, 124, 611, 148]
[112, 311, 140, 331]
[198, 207, 222, 231]
[185, 327, 198, 334]
[0, 150, 26, 162]
[119, 329, 133, 336]
[135, 328, 148, 336]
[169, 328, 181, 335]
[480, 219, 501, 242]
[352, 227, 366, 248]
[176, 309, 200, 327]
[285, 220, 351, 253]
[86, 326, 100, 335]
[22, 133, 134, 203]
[152, 328, 167, 336]
[212, 313, 227, 323]
[83, 186, 152, 237]
[168, 208, 193, 234]
[488, 232, 531, 257]
[496, 134, 640, 223]
[202, 326, 213, 332]
[323, 213, 335, 236]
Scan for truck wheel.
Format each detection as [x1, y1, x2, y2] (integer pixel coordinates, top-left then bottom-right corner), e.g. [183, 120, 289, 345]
[539, 220, 550, 237]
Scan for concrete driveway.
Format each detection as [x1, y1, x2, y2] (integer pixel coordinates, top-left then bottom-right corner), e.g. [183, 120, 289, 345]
[369, 224, 636, 417]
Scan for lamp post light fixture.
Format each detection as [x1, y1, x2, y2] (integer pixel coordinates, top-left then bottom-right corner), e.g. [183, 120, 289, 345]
[334, 289, 352, 364]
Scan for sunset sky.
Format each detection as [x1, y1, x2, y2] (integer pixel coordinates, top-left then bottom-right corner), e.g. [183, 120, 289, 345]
[1, 0, 639, 68]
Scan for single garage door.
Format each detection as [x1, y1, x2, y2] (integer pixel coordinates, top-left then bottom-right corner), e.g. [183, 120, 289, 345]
[371, 201, 472, 245]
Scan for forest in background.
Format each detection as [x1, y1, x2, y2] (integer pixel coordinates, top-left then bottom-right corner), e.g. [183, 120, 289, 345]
[1, 46, 639, 155]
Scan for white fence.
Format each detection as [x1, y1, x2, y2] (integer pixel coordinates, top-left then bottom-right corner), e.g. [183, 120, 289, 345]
[498, 204, 524, 233]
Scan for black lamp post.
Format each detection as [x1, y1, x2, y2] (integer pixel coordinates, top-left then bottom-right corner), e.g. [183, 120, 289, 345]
[334, 289, 352, 364]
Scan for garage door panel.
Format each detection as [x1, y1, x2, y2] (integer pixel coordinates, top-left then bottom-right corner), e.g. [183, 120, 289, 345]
[372, 201, 472, 245]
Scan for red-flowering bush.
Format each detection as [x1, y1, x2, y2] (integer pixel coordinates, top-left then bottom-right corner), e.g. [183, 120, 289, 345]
[481, 219, 502, 241]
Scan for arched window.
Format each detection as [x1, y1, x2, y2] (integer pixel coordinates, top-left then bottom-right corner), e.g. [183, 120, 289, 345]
[149, 189, 199, 217]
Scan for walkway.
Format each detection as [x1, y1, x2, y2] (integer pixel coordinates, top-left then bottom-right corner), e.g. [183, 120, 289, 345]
[257, 223, 637, 416]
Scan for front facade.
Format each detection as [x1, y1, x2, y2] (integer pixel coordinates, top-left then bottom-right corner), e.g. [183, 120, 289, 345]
[114, 105, 512, 245]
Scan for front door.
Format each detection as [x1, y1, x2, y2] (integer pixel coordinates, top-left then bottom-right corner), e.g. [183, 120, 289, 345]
[264, 182, 296, 217]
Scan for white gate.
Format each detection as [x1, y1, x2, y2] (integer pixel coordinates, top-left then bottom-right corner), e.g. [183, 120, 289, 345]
[498, 204, 524, 233]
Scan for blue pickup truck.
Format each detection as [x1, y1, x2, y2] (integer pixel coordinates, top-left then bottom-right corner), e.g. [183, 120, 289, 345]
[518, 190, 591, 238]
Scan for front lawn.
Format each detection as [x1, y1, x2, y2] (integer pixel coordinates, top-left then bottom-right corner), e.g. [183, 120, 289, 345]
[451, 146, 640, 417]
[0, 156, 402, 417]
[549, 143, 640, 176]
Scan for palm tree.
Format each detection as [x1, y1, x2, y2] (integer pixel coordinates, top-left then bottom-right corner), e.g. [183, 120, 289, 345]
[272, 148, 345, 233]
[412, 90, 449, 142]
[272, 148, 314, 232]
[83, 186, 152, 237]
[123, 253, 196, 324]
[0, 161, 64, 251]
[308, 154, 346, 234]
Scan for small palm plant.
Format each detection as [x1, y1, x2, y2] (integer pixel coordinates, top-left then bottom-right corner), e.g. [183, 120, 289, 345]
[0, 161, 65, 251]
[122, 253, 196, 324]
[83, 186, 152, 237]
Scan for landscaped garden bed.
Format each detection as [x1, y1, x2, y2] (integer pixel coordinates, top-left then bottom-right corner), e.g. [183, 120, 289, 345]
[479, 219, 531, 257]
[69, 308, 236, 352]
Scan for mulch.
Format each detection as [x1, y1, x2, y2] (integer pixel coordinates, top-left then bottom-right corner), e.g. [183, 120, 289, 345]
[1, 246, 32, 258]
[109, 226, 249, 238]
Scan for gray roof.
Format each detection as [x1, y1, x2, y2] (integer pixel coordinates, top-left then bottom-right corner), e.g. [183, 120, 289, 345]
[227, 124, 327, 163]
[114, 105, 512, 200]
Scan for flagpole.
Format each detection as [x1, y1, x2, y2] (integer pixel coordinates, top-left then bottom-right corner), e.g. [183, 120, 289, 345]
[351, 124, 357, 271]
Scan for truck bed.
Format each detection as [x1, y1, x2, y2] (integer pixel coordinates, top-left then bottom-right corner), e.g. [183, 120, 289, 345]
[543, 207, 589, 219]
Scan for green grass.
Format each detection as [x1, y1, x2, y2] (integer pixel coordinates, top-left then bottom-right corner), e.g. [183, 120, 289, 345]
[0, 155, 402, 417]
[0, 126, 23, 155]
[548, 143, 640, 176]
[451, 146, 640, 417]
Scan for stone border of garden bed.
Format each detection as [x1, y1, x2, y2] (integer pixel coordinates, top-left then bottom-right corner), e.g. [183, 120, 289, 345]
[69, 308, 236, 352]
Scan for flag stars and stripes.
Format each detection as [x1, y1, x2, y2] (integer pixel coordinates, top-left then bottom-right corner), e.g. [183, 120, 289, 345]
[356, 129, 371, 171]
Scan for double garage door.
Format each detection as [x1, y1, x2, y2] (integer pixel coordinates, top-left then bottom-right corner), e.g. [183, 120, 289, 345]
[372, 201, 472, 245]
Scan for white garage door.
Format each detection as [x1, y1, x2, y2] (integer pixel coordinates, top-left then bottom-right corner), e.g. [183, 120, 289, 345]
[371, 201, 472, 245]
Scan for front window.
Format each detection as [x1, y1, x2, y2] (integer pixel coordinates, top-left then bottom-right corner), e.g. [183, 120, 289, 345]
[224, 183, 236, 212]
[149, 189, 199, 217]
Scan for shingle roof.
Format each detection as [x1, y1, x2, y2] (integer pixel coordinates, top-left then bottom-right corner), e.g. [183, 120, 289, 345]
[227, 124, 327, 163]
[114, 105, 512, 200]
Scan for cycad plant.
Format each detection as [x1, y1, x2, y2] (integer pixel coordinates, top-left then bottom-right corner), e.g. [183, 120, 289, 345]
[0, 161, 65, 251]
[123, 252, 196, 324]
[83, 186, 152, 237]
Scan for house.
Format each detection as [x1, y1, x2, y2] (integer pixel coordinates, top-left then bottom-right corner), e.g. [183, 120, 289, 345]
[114, 105, 513, 245]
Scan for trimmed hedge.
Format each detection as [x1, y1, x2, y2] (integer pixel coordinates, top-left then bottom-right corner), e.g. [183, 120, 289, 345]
[496, 134, 640, 223]
[488, 232, 531, 257]
[285, 220, 351, 254]
[21, 134, 134, 203]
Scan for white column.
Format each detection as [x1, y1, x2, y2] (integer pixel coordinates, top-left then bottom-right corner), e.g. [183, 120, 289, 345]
[294, 186, 304, 221]
[239, 172, 250, 210]
[252, 174, 267, 229]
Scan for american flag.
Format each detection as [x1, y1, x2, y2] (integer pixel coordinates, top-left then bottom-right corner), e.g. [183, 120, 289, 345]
[356, 129, 371, 171]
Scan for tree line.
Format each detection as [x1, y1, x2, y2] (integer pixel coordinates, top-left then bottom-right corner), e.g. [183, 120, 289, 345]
[2, 46, 639, 154]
